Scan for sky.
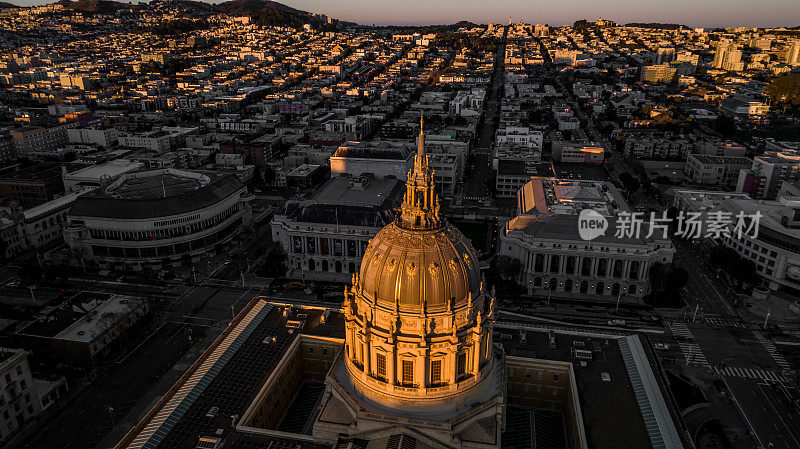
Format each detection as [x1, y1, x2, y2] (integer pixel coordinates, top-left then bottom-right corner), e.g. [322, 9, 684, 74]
[9, 0, 800, 29]
[287, 0, 800, 29]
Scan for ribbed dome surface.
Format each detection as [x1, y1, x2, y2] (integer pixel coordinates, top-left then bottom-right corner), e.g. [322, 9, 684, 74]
[359, 221, 480, 308]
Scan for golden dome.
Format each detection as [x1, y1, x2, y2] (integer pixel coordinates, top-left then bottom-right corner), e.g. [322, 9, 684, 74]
[358, 221, 480, 308]
[355, 116, 481, 309]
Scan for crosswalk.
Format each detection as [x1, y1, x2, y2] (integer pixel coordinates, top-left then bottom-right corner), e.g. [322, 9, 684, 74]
[704, 317, 746, 328]
[713, 366, 787, 382]
[754, 332, 792, 373]
[668, 322, 694, 339]
[679, 342, 708, 365]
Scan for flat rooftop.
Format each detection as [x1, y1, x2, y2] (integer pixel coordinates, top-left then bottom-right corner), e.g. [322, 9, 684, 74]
[17, 292, 145, 343]
[0, 163, 63, 183]
[280, 177, 403, 227]
[117, 301, 345, 449]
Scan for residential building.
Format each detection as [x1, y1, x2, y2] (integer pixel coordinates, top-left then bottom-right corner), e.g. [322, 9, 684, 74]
[684, 154, 752, 188]
[737, 150, 800, 199]
[0, 348, 42, 443]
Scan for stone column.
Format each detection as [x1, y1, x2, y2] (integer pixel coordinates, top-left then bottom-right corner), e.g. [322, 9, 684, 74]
[389, 345, 396, 386]
[364, 333, 372, 375]
[472, 334, 481, 373]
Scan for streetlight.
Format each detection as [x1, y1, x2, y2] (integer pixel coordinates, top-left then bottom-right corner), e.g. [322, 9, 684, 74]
[764, 309, 771, 330]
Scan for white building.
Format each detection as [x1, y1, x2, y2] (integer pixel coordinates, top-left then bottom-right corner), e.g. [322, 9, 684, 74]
[499, 177, 675, 301]
[67, 128, 120, 148]
[118, 131, 171, 152]
[674, 187, 800, 296]
[684, 154, 751, 188]
[63, 159, 145, 192]
[495, 126, 544, 150]
[554, 144, 604, 165]
[0, 348, 42, 443]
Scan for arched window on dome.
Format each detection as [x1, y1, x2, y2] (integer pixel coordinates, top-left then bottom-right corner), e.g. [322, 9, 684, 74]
[456, 351, 467, 379]
[402, 360, 414, 386]
[430, 359, 442, 385]
[376, 353, 387, 381]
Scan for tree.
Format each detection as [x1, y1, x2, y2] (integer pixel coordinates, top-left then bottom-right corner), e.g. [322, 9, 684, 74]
[495, 255, 521, 280]
[767, 74, 800, 112]
[708, 245, 757, 288]
[648, 262, 688, 306]
[619, 172, 640, 193]
[260, 245, 287, 278]
[713, 115, 737, 137]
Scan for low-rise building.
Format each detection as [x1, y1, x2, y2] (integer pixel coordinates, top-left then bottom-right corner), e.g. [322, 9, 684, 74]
[0, 348, 43, 443]
[15, 294, 149, 367]
[737, 149, 800, 199]
[554, 144, 604, 164]
[685, 154, 751, 188]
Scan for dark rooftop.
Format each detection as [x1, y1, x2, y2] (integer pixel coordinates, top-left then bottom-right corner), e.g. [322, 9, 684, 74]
[0, 162, 63, 183]
[69, 172, 244, 219]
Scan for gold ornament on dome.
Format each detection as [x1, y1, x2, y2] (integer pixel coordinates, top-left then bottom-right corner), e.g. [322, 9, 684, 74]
[449, 258, 459, 275]
[462, 253, 472, 269]
[406, 261, 417, 279]
[386, 258, 396, 274]
[429, 261, 440, 279]
[370, 252, 382, 269]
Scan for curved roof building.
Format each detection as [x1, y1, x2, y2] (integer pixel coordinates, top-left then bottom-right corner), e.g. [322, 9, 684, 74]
[64, 168, 253, 271]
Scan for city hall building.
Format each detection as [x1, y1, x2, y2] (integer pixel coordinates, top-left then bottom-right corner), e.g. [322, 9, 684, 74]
[499, 177, 675, 301]
[63, 168, 253, 271]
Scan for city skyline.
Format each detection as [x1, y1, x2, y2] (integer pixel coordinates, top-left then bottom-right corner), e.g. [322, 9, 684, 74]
[3, 0, 800, 28]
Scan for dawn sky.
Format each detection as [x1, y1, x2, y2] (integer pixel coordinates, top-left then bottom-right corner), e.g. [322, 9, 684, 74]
[6, 0, 800, 28]
[287, 0, 800, 28]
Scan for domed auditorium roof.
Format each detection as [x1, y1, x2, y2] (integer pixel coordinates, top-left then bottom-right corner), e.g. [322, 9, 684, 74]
[356, 117, 481, 308]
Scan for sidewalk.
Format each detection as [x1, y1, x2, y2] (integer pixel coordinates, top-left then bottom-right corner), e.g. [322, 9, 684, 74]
[747, 293, 799, 329]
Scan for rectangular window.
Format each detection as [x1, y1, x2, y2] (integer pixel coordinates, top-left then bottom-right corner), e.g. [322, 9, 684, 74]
[376, 354, 386, 380]
[402, 360, 414, 384]
[457, 352, 467, 377]
[431, 360, 442, 384]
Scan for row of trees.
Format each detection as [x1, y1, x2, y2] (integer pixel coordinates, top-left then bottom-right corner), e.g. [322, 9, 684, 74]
[648, 262, 689, 307]
[768, 74, 800, 114]
[708, 246, 757, 287]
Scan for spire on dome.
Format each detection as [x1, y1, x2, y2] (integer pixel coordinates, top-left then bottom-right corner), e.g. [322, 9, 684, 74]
[417, 115, 425, 159]
[398, 115, 440, 230]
